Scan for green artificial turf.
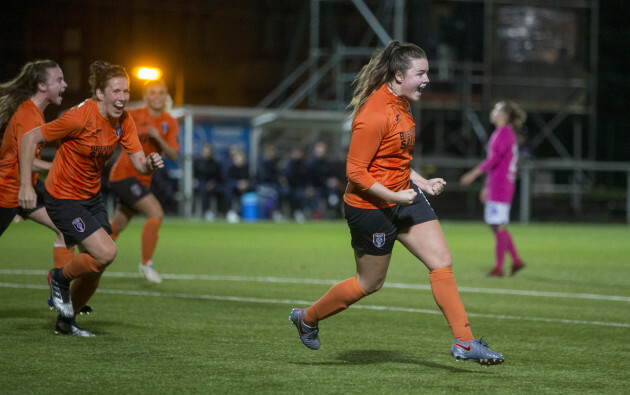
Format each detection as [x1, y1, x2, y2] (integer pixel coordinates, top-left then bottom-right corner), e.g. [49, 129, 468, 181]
[1, 219, 628, 393]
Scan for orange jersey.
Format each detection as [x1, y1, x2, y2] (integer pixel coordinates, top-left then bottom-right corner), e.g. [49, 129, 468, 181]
[344, 84, 416, 209]
[0, 100, 45, 208]
[41, 99, 142, 200]
[109, 107, 178, 187]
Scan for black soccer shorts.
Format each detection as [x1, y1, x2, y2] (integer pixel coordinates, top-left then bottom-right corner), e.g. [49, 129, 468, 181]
[108, 177, 151, 210]
[43, 188, 112, 248]
[344, 182, 438, 256]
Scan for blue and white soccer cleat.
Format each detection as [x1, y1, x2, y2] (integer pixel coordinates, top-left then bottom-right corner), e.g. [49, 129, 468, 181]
[54, 315, 95, 337]
[451, 338, 504, 365]
[289, 308, 320, 350]
[48, 297, 93, 315]
[47, 268, 74, 318]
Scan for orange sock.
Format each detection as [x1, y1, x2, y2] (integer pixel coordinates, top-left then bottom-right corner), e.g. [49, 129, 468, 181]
[141, 218, 162, 265]
[109, 221, 119, 241]
[53, 244, 75, 269]
[61, 252, 103, 280]
[304, 277, 367, 326]
[71, 273, 101, 313]
[429, 267, 474, 342]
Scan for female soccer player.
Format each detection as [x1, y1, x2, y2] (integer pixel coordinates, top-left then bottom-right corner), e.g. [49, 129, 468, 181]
[0, 60, 75, 267]
[108, 80, 179, 283]
[289, 41, 504, 365]
[460, 101, 527, 277]
[18, 61, 164, 336]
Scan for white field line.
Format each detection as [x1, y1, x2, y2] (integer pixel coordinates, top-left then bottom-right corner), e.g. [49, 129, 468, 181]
[2, 269, 629, 303]
[1, 269, 630, 328]
[1, 282, 628, 328]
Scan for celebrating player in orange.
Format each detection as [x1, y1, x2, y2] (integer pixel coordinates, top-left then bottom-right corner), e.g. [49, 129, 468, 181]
[289, 41, 504, 365]
[0, 60, 75, 266]
[108, 80, 179, 283]
[18, 61, 164, 336]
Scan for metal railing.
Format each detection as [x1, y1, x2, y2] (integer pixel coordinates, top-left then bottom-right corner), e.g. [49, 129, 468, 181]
[419, 156, 630, 224]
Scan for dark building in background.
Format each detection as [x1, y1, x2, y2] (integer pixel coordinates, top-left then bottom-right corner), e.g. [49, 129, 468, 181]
[0, 0, 305, 110]
[0, 0, 628, 162]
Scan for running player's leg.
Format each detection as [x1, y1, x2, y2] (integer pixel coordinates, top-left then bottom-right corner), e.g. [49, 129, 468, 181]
[302, 203, 398, 326]
[290, 253, 373, 350]
[398, 219, 503, 364]
[70, 270, 102, 314]
[44, 191, 115, 314]
[63, 229, 116, 278]
[108, 177, 163, 281]
[397, 219, 474, 342]
[61, 236, 111, 316]
[133, 193, 163, 265]
[109, 203, 134, 241]
[132, 193, 164, 282]
[290, 204, 394, 350]
[48, 228, 114, 317]
[303, 252, 382, 327]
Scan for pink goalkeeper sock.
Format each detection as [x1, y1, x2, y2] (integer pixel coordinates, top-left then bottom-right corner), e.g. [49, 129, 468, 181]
[502, 230, 520, 262]
[494, 231, 507, 270]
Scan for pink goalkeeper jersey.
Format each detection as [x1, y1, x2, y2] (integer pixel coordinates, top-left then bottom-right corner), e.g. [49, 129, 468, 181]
[478, 125, 518, 204]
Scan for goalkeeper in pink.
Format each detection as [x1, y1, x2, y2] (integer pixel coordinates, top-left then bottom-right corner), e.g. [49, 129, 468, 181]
[460, 101, 526, 277]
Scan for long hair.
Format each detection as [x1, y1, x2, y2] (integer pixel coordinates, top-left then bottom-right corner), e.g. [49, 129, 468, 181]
[498, 100, 527, 130]
[0, 59, 59, 139]
[88, 60, 129, 99]
[348, 40, 426, 119]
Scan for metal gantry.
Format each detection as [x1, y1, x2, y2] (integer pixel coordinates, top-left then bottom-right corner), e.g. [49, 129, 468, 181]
[257, 0, 611, 222]
[260, 0, 598, 161]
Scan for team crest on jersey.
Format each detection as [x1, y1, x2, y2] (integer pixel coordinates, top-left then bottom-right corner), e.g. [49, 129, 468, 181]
[115, 123, 122, 138]
[130, 183, 142, 197]
[72, 217, 86, 233]
[161, 121, 169, 133]
[373, 233, 386, 248]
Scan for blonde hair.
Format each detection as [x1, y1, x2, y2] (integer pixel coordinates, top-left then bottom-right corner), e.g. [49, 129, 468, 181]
[348, 40, 426, 119]
[497, 100, 527, 130]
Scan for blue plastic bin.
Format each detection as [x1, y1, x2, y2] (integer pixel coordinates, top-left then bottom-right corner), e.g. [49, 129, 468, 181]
[241, 192, 258, 222]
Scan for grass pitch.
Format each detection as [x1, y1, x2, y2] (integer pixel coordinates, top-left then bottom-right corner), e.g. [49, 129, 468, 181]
[1, 218, 629, 393]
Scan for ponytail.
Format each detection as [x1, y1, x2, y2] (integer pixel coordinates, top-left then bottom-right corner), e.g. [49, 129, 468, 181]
[499, 100, 527, 131]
